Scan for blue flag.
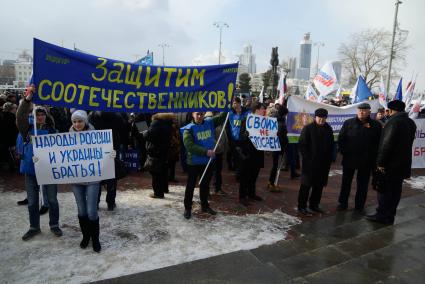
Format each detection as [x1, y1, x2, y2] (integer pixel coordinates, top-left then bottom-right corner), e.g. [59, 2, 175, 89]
[353, 76, 372, 103]
[135, 52, 153, 66]
[32, 38, 238, 113]
[394, 78, 403, 101]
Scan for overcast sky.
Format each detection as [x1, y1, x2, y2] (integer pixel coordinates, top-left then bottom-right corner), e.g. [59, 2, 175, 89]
[1, 0, 424, 92]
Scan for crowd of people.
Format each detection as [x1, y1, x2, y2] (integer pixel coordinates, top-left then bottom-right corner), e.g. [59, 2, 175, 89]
[0, 86, 418, 254]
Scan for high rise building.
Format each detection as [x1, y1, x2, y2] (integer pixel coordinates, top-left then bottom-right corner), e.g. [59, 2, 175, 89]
[296, 33, 312, 81]
[238, 44, 256, 75]
[287, 57, 297, 79]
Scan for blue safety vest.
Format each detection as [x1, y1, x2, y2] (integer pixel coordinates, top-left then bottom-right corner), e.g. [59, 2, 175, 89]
[181, 118, 215, 165]
[229, 111, 249, 141]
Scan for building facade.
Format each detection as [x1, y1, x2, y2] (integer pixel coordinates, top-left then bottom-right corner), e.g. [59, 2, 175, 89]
[296, 33, 312, 81]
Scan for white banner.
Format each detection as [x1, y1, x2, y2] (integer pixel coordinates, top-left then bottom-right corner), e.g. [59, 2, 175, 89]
[412, 119, 425, 169]
[32, 130, 115, 184]
[287, 96, 380, 142]
[246, 113, 281, 151]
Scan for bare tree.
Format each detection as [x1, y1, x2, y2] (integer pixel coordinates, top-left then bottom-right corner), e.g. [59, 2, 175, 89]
[338, 28, 409, 88]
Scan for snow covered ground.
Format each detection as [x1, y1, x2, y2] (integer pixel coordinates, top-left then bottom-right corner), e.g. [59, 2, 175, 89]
[0, 186, 300, 284]
[404, 176, 425, 192]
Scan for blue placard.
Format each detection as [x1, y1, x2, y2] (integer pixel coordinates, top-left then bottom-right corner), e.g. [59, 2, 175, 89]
[33, 38, 238, 113]
[123, 149, 139, 172]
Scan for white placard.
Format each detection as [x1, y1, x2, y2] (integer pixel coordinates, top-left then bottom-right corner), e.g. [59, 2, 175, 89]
[412, 119, 425, 169]
[246, 113, 281, 151]
[32, 130, 115, 184]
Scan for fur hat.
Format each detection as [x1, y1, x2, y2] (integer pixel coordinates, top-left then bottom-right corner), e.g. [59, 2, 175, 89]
[314, 108, 328, 118]
[71, 110, 88, 124]
[35, 106, 47, 115]
[387, 100, 406, 112]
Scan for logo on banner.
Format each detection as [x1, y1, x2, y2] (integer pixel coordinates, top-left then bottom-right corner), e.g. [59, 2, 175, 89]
[292, 110, 314, 130]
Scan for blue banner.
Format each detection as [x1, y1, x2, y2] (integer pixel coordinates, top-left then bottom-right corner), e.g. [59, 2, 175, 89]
[33, 38, 238, 113]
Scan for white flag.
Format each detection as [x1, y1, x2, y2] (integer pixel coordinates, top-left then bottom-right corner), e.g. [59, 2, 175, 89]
[335, 86, 342, 100]
[258, 86, 264, 103]
[378, 75, 387, 108]
[350, 77, 359, 104]
[313, 61, 339, 96]
[304, 83, 318, 102]
[404, 79, 416, 107]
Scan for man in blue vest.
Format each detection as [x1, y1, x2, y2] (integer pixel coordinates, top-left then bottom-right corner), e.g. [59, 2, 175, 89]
[181, 111, 227, 219]
[226, 97, 250, 180]
[16, 86, 62, 241]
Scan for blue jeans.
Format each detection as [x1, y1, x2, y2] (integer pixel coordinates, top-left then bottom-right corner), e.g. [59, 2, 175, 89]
[25, 174, 59, 229]
[42, 186, 49, 207]
[72, 183, 100, 220]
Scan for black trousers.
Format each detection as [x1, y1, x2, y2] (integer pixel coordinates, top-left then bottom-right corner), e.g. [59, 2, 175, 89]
[151, 162, 168, 197]
[298, 184, 324, 209]
[214, 153, 223, 191]
[168, 160, 176, 180]
[376, 176, 404, 221]
[338, 165, 372, 209]
[269, 151, 282, 184]
[239, 163, 261, 199]
[98, 178, 117, 206]
[184, 164, 214, 210]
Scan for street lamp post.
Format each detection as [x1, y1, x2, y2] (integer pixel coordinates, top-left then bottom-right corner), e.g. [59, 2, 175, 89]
[386, 0, 402, 95]
[213, 21, 229, 64]
[314, 42, 325, 75]
[158, 43, 170, 66]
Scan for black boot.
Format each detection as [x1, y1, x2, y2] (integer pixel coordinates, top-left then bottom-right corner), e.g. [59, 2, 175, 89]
[89, 218, 101, 253]
[78, 216, 90, 249]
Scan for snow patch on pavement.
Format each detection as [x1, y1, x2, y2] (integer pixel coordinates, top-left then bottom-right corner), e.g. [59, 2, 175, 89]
[404, 176, 425, 191]
[0, 186, 300, 284]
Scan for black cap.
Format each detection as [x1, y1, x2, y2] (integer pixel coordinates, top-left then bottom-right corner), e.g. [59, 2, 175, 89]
[387, 100, 405, 112]
[358, 103, 371, 110]
[314, 108, 328, 118]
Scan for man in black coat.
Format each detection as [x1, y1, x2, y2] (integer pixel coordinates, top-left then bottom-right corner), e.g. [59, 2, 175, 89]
[297, 108, 334, 215]
[337, 103, 382, 212]
[366, 100, 416, 224]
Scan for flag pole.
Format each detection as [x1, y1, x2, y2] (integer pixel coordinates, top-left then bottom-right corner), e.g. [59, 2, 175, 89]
[198, 112, 230, 186]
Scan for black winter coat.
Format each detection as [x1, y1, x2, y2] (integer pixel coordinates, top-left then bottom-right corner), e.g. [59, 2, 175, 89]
[338, 116, 382, 168]
[299, 121, 334, 187]
[239, 116, 264, 168]
[88, 111, 127, 150]
[1, 111, 18, 147]
[376, 112, 416, 179]
[143, 113, 174, 162]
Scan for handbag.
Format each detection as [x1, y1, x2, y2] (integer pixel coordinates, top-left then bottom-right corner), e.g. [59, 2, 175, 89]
[143, 155, 162, 173]
[372, 169, 386, 193]
[114, 158, 128, 180]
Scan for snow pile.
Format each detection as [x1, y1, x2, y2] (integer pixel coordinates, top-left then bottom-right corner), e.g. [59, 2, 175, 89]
[0, 186, 300, 284]
[404, 176, 425, 192]
[328, 170, 343, 177]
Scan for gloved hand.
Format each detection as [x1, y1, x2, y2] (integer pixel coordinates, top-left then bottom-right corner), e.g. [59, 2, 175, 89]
[206, 149, 215, 157]
[110, 150, 117, 159]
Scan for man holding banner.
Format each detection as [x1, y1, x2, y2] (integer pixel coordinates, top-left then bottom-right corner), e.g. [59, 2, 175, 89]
[181, 112, 227, 219]
[17, 87, 62, 240]
[297, 108, 334, 215]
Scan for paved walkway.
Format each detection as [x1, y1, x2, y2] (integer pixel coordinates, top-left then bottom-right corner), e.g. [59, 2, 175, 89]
[93, 193, 425, 284]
